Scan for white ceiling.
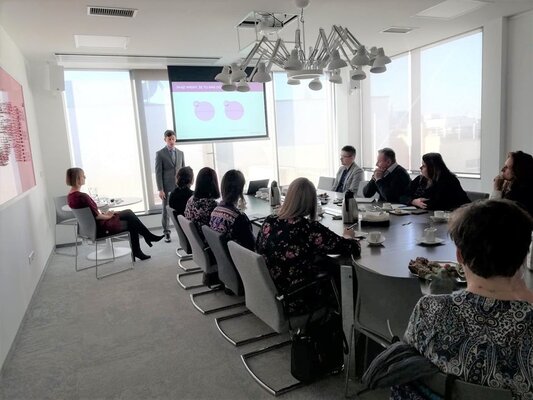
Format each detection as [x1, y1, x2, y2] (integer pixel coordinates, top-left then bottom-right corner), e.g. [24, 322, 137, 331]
[1, 0, 532, 68]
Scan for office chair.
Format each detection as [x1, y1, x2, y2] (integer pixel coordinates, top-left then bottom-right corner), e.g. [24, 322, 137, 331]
[167, 205, 199, 272]
[53, 195, 78, 256]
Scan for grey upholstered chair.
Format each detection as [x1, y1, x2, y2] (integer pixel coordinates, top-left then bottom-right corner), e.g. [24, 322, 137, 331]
[317, 176, 335, 191]
[53, 195, 78, 256]
[227, 241, 331, 395]
[167, 205, 198, 272]
[465, 191, 489, 202]
[178, 215, 243, 314]
[70, 207, 133, 279]
[419, 372, 513, 399]
[345, 262, 423, 396]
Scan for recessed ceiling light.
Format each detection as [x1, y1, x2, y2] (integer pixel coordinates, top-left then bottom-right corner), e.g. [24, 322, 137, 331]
[415, 0, 486, 20]
[381, 26, 417, 34]
[74, 34, 130, 49]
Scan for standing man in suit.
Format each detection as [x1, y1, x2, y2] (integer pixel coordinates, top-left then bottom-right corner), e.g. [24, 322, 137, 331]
[362, 147, 411, 203]
[331, 145, 364, 193]
[155, 129, 185, 242]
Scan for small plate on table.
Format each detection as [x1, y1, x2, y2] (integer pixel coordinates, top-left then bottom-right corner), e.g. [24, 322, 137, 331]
[367, 236, 386, 246]
[416, 237, 445, 246]
[389, 209, 410, 216]
[430, 216, 449, 223]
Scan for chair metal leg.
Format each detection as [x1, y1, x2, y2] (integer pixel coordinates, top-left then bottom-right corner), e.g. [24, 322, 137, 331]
[177, 257, 201, 272]
[215, 310, 279, 346]
[96, 233, 134, 279]
[241, 340, 305, 396]
[344, 323, 356, 398]
[190, 287, 245, 314]
[74, 236, 98, 272]
[176, 270, 205, 290]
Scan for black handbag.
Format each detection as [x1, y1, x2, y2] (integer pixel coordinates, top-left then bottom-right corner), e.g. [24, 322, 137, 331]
[290, 310, 348, 383]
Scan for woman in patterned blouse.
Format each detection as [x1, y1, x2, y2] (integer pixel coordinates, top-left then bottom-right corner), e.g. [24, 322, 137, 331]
[209, 169, 255, 251]
[398, 199, 533, 399]
[256, 177, 360, 315]
[184, 167, 219, 239]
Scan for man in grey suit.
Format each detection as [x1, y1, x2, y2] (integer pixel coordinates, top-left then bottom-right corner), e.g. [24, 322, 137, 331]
[331, 145, 364, 193]
[155, 129, 185, 242]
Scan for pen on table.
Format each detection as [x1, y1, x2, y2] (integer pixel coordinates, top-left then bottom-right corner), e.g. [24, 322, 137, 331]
[347, 223, 359, 230]
[402, 221, 412, 226]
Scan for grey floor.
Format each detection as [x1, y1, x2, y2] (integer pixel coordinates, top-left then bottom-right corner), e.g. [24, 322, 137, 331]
[0, 231, 388, 400]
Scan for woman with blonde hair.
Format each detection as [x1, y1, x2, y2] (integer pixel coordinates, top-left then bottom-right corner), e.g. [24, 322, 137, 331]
[66, 167, 163, 261]
[256, 177, 360, 315]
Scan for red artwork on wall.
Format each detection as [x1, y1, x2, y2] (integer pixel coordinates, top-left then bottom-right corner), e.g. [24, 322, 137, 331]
[0, 67, 36, 206]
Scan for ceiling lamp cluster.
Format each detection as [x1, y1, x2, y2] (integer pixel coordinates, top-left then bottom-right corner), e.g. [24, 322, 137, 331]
[216, 0, 391, 91]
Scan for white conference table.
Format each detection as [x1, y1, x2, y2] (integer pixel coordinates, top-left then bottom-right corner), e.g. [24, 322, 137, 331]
[64, 196, 142, 261]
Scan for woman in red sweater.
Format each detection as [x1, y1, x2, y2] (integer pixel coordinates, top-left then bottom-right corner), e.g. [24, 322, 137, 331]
[66, 168, 163, 260]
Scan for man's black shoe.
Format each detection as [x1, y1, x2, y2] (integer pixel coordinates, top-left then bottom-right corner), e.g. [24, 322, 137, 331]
[164, 232, 171, 243]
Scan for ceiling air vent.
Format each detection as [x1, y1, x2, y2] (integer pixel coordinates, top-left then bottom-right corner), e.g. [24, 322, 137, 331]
[381, 26, 416, 34]
[87, 6, 138, 18]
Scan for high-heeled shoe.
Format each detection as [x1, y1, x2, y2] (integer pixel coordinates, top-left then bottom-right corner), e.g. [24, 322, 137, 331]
[145, 234, 164, 247]
[134, 252, 151, 261]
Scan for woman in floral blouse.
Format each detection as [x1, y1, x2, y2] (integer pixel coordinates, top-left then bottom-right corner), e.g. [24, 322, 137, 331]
[256, 177, 360, 315]
[184, 167, 219, 240]
[395, 199, 533, 399]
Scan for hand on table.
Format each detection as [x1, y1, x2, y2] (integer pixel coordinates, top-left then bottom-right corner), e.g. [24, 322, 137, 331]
[412, 198, 428, 209]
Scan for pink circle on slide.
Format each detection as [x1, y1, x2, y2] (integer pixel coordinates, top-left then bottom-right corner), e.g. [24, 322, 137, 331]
[224, 101, 244, 120]
[194, 101, 215, 121]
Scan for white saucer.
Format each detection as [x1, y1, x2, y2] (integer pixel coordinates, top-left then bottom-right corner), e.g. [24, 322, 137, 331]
[367, 236, 386, 246]
[430, 216, 449, 223]
[417, 237, 445, 245]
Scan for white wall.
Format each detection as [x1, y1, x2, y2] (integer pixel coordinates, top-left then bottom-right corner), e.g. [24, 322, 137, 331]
[0, 24, 54, 369]
[506, 10, 533, 153]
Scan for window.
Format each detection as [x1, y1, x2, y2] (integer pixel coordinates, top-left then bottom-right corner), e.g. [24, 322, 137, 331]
[363, 31, 482, 176]
[64, 70, 145, 212]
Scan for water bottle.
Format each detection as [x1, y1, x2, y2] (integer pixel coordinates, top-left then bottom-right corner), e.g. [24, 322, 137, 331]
[270, 180, 281, 207]
[342, 190, 358, 224]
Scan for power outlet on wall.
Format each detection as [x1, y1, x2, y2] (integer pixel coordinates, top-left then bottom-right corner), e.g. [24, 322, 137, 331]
[28, 250, 35, 264]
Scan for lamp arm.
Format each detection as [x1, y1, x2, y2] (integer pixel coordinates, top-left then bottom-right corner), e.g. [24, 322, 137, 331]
[249, 54, 264, 81]
[343, 27, 362, 49]
[240, 36, 267, 69]
[333, 25, 356, 54]
[339, 44, 355, 69]
[266, 39, 282, 72]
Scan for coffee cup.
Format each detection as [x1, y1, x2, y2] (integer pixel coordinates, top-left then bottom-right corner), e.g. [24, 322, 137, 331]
[434, 210, 445, 219]
[368, 231, 382, 243]
[382, 202, 392, 210]
[424, 227, 437, 242]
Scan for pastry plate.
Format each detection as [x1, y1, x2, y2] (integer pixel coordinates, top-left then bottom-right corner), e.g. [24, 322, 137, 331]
[408, 260, 466, 283]
[416, 237, 445, 245]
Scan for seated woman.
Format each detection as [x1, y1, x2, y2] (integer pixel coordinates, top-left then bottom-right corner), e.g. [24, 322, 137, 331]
[168, 166, 194, 218]
[396, 200, 533, 399]
[492, 150, 533, 217]
[256, 177, 361, 315]
[406, 152, 469, 210]
[184, 167, 219, 236]
[209, 169, 255, 251]
[66, 168, 163, 261]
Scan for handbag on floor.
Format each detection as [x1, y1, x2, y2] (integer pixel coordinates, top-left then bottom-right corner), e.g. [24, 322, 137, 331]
[290, 309, 348, 383]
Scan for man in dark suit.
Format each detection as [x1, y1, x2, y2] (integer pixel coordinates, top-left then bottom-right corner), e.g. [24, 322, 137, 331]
[362, 147, 411, 203]
[331, 145, 364, 193]
[155, 130, 185, 242]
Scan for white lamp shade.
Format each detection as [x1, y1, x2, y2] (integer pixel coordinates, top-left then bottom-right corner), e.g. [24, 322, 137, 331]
[215, 66, 231, 83]
[308, 77, 322, 91]
[284, 49, 303, 70]
[221, 82, 237, 91]
[328, 50, 348, 71]
[370, 54, 387, 73]
[329, 70, 342, 84]
[236, 80, 250, 92]
[374, 48, 391, 65]
[350, 67, 366, 81]
[351, 46, 370, 66]
[294, 0, 310, 8]
[230, 63, 247, 81]
[252, 62, 272, 83]
[287, 78, 301, 85]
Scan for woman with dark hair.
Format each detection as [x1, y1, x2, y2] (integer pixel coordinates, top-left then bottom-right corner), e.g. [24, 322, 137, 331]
[66, 168, 163, 261]
[256, 177, 360, 315]
[406, 152, 469, 210]
[168, 166, 194, 218]
[209, 169, 255, 250]
[492, 150, 533, 216]
[184, 167, 219, 233]
[394, 200, 533, 399]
